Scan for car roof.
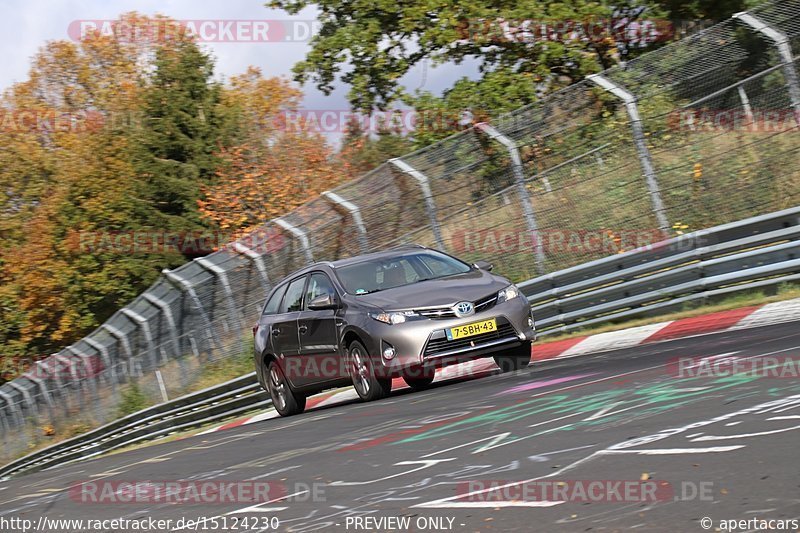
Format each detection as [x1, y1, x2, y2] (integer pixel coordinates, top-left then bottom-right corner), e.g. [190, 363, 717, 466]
[279, 244, 430, 282]
[328, 244, 429, 268]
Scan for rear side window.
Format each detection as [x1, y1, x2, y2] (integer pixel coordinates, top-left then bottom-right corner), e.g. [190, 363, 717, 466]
[263, 285, 287, 315]
[280, 276, 307, 313]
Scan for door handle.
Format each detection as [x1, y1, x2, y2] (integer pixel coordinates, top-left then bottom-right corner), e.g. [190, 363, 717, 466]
[298, 325, 308, 334]
[271, 328, 281, 336]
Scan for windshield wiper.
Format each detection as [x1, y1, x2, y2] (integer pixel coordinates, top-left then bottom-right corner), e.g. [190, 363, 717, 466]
[354, 288, 383, 294]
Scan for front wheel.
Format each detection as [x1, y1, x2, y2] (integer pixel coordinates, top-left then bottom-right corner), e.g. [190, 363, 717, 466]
[267, 360, 306, 416]
[493, 341, 532, 372]
[348, 340, 392, 401]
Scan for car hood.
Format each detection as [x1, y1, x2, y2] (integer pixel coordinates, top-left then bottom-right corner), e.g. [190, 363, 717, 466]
[352, 270, 510, 310]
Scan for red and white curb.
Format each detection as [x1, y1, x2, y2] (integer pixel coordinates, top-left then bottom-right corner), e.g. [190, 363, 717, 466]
[195, 297, 800, 436]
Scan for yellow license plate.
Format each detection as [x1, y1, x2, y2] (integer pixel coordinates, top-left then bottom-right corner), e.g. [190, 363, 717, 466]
[446, 318, 497, 340]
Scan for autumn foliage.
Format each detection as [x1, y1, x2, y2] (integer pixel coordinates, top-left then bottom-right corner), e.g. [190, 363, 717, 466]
[0, 15, 350, 379]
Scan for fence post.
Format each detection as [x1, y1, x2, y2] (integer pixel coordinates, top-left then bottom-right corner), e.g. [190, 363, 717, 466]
[84, 337, 115, 385]
[737, 86, 755, 123]
[142, 293, 181, 357]
[162, 269, 221, 356]
[195, 257, 242, 331]
[274, 218, 314, 264]
[232, 242, 272, 297]
[101, 323, 133, 359]
[473, 123, 547, 274]
[733, 12, 800, 122]
[65, 346, 103, 420]
[54, 353, 82, 413]
[21, 370, 53, 409]
[321, 191, 370, 254]
[388, 158, 446, 250]
[0, 389, 24, 428]
[121, 309, 159, 367]
[587, 74, 670, 234]
[5, 381, 37, 418]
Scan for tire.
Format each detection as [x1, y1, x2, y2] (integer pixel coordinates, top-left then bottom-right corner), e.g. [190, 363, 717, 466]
[348, 340, 392, 401]
[267, 360, 306, 416]
[493, 341, 532, 373]
[403, 366, 435, 390]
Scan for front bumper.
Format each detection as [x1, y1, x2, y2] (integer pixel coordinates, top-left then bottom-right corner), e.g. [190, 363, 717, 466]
[373, 294, 535, 374]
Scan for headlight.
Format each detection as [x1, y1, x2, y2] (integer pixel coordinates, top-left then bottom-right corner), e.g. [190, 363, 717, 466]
[369, 312, 416, 325]
[496, 285, 520, 304]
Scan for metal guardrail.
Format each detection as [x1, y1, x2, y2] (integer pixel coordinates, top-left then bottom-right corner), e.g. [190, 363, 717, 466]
[521, 206, 800, 333]
[0, 373, 265, 480]
[3, 207, 799, 480]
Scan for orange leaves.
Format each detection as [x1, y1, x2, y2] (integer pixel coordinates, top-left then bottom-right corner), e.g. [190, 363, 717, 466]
[200, 135, 346, 236]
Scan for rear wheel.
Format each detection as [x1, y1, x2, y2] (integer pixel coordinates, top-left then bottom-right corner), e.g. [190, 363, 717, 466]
[267, 360, 306, 416]
[348, 340, 392, 401]
[493, 341, 532, 372]
[403, 366, 435, 390]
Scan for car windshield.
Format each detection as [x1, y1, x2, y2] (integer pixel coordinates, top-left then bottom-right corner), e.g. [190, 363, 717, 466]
[334, 251, 472, 294]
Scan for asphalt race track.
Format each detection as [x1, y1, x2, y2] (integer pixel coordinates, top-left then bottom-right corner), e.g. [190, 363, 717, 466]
[2, 322, 800, 532]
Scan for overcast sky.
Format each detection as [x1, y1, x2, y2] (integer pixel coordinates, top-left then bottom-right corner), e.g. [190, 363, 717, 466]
[0, 0, 480, 145]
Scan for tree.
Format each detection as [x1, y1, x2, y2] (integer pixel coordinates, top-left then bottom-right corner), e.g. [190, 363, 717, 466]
[339, 115, 414, 174]
[268, 0, 760, 131]
[0, 14, 222, 364]
[131, 39, 229, 229]
[198, 68, 346, 235]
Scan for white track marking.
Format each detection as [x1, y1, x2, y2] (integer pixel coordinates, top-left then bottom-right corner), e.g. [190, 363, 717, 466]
[602, 446, 745, 454]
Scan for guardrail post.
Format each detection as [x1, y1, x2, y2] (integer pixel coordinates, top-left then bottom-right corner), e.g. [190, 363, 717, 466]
[321, 191, 370, 254]
[162, 269, 220, 357]
[473, 123, 547, 274]
[121, 309, 159, 367]
[733, 12, 800, 123]
[389, 158, 445, 250]
[195, 258, 242, 332]
[587, 74, 670, 234]
[231, 242, 272, 296]
[274, 218, 314, 265]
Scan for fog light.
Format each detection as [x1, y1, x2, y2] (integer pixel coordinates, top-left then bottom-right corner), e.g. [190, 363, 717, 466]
[528, 317, 534, 328]
[383, 346, 396, 360]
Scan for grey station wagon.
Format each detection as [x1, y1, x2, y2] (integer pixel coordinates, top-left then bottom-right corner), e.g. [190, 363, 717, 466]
[253, 245, 536, 416]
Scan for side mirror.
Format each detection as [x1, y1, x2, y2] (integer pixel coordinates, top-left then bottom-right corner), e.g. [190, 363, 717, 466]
[308, 293, 338, 310]
[473, 260, 494, 272]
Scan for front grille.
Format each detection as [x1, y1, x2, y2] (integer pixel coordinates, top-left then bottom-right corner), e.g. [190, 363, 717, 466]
[415, 292, 498, 320]
[417, 307, 456, 319]
[423, 320, 517, 358]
